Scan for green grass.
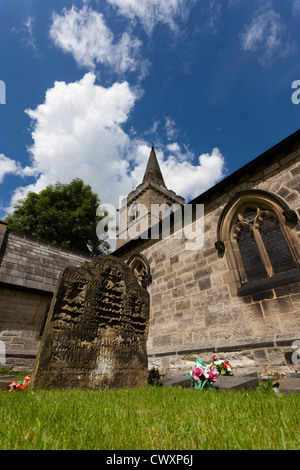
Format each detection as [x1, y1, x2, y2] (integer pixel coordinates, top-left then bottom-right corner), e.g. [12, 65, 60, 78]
[0, 386, 299, 450]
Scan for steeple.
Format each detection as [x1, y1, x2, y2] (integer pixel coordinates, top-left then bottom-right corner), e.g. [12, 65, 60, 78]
[116, 144, 185, 250]
[142, 145, 165, 186]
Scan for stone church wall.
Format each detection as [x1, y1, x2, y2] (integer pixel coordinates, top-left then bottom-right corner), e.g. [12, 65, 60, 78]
[117, 142, 300, 375]
[0, 287, 50, 371]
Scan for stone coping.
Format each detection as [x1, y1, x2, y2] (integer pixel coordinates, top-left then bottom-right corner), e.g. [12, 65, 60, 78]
[158, 373, 300, 393]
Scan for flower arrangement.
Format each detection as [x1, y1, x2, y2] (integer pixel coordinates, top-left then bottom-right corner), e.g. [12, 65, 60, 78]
[148, 367, 164, 386]
[6, 375, 31, 392]
[185, 359, 219, 390]
[210, 356, 233, 376]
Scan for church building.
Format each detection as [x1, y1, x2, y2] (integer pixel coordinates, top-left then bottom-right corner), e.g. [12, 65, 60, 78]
[114, 130, 300, 375]
[0, 129, 299, 374]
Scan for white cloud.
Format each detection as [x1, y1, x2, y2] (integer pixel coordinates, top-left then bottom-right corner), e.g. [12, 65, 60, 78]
[124, 141, 225, 202]
[0, 154, 21, 183]
[291, 0, 300, 15]
[19, 73, 135, 202]
[0, 154, 34, 184]
[23, 16, 39, 54]
[7, 73, 225, 228]
[8, 73, 137, 212]
[106, 0, 195, 35]
[240, 5, 294, 65]
[11, 15, 41, 57]
[200, 0, 222, 34]
[50, 5, 144, 75]
[161, 147, 225, 201]
[165, 115, 178, 141]
[167, 142, 180, 154]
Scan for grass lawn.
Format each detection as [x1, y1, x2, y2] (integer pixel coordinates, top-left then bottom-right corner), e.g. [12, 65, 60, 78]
[0, 383, 299, 450]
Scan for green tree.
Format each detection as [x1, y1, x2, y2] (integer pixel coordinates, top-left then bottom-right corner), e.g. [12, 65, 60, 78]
[5, 178, 110, 256]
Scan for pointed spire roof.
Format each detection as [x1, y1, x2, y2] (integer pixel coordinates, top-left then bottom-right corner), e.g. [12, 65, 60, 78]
[142, 145, 166, 186]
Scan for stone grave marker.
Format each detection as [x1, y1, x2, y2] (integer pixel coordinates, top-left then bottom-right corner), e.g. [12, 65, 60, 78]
[31, 255, 149, 390]
[158, 374, 260, 390]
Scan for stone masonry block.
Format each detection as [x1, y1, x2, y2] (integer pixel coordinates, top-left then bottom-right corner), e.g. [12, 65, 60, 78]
[152, 335, 172, 348]
[267, 348, 286, 367]
[262, 297, 294, 316]
[194, 267, 212, 280]
[172, 287, 185, 298]
[253, 349, 269, 366]
[175, 299, 191, 312]
[198, 278, 212, 291]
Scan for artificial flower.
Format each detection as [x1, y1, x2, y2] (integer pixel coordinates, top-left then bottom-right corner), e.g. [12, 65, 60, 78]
[7, 375, 31, 392]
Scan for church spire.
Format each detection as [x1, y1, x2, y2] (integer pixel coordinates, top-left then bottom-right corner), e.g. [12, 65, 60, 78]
[116, 143, 185, 250]
[142, 145, 166, 186]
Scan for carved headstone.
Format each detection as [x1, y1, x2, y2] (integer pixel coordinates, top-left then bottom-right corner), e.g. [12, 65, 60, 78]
[31, 255, 149, 390]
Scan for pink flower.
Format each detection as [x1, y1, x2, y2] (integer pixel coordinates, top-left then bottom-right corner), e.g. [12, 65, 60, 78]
[208, 371, 217, 382]
[193, 367, 203, 377]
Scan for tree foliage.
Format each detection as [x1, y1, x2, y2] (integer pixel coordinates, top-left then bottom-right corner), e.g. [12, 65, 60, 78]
[5, 178, 110, 256]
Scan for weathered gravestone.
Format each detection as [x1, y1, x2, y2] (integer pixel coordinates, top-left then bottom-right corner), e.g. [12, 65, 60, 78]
[31, 255, 149, 390]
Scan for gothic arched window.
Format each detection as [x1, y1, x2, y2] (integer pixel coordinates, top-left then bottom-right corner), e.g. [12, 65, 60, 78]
[127, 253, 152, 289]
[216, 190, 299, 295]
[233, 205, 297, 281]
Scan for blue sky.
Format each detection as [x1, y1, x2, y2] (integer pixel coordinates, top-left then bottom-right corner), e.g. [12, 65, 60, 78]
[1, 0, 300, 219]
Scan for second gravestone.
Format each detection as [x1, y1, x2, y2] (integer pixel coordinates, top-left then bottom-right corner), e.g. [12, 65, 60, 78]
[31, 255, 149, 390]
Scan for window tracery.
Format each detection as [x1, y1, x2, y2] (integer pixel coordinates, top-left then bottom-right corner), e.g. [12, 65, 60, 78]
[127, 254, 152, 289]
[216, 190, 299, 295]
[232, 205, 297, 281]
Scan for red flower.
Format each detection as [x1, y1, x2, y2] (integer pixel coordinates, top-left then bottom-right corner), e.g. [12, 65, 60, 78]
[6, 375, 31, 392]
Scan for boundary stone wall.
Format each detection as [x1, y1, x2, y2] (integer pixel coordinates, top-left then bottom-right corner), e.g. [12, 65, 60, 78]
[0, 226, 91, 370]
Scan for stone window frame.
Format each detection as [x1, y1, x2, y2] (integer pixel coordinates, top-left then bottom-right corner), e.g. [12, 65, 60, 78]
[127, 253, 152, 289]
[216, 190, 300, 296]
[128, 203, 139, 224]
